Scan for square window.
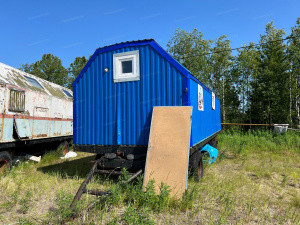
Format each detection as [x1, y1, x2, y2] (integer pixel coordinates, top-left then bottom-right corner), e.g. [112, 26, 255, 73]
[9, 89, 25, 112]
[121, 60, 133, 74]
[113, 50, 140, 82]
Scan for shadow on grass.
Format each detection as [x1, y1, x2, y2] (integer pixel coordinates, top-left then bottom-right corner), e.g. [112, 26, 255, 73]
[37, 155, 96, 179]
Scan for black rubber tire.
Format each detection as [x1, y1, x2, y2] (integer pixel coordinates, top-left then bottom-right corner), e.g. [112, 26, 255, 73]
[0, 151, 12, 175]
[57, 141, 69, 157]
[189, 151, 203, 182]
[208, 136, 218, 148]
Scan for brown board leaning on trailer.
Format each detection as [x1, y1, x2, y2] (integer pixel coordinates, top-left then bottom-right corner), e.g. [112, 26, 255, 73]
[143, 106, 192, 198]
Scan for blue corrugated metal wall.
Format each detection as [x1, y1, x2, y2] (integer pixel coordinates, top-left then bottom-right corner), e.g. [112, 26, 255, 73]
[190, 79, 221, 146]
[74, 45, 184, 146]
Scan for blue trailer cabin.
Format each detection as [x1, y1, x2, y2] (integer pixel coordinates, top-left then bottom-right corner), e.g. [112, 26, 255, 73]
[73, 39, 221, 174]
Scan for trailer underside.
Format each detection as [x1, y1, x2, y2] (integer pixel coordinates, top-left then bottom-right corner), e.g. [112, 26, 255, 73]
[0, 135, 72, 150]
[74, 131, 220, 171]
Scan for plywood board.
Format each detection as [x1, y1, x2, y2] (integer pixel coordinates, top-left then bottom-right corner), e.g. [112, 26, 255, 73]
[143, 106, 192, 198]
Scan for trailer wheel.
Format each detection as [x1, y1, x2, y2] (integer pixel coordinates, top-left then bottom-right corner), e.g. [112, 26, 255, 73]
[0, 151, 12, 175]
[190, 151, 203, 182]
[57, 141, 69, 157]
[208, 136, 218, 148]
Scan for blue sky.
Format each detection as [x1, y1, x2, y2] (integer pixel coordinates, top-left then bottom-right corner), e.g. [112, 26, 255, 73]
[1, 0, 299, 69]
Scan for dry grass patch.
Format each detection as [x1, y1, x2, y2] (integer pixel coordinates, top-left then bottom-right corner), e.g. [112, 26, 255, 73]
[0, 130, 299, 224]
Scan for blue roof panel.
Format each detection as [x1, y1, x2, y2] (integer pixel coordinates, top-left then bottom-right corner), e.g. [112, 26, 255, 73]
[73, 39, 218, 100]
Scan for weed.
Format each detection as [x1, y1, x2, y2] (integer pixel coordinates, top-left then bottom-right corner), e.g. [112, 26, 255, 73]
[19, 198, 30, 214]
[157, 182, 171, 212]
[0, 201, 14, 211]
[179, 184, 199, 210]
[218, 149, 227, 161]
[47, 189, 80, 222]
[25, 190, 33, 199]
[11, 190, 19, 205]
[40, 151, 60, 165]
[123, 205, 154, 225]
[18, 217, 36, 225]
[141, 179, 157, 209]
[282, 175, 288, 187]
[291, 196, 300, 208]
[107, 216, 119, 225]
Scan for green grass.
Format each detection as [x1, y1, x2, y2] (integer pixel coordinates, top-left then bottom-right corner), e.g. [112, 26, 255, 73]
[0, 129, 299, 224]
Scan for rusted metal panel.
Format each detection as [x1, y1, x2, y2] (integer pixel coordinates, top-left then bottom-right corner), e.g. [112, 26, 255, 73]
[2, 119, 13, 142]
[14, 117, 32, 139]
[0, 62, 73, 146]
[0, 118, 3, 141]
[32, 107, 49, 138]
[66, 120, 73, 135]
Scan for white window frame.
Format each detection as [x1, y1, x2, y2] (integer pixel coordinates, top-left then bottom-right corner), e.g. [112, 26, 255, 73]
[212, 92, 215, 110]
[113, 50, 140, 82]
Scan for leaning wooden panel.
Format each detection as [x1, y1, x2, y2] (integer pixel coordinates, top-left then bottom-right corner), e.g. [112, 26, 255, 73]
[143, 106, 192, 198]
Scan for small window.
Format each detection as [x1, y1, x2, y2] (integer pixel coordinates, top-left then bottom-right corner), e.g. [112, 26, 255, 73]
[9, 89, 25, 112]
[24, 76, 44, 89]
[62, 89, 73, 97]
[122, 60, 133, 73]
[113, 50, 140, 82]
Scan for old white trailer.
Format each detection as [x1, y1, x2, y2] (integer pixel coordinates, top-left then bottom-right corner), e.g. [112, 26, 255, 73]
[0, 62, 73, 173]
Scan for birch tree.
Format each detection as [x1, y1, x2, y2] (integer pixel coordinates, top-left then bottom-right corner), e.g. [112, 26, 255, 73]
[210, 35, 233, 122]
[288, 18, 300, 126]
[167, 28, 213, 87]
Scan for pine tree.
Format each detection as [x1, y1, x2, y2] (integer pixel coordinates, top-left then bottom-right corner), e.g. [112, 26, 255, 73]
[288, 18, 300, 126]
[250, 22, 289, 124]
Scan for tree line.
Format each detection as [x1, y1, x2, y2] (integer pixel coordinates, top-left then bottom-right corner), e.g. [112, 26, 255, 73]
[20, 18, 300, 125]
[20, 55, 88, 90]
[167, 18, 300, 126]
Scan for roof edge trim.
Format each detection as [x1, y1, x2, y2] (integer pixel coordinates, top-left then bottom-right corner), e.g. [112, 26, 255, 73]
[73, 39, 220, 100]
[148, 41, 219, 99]
[73, 40, 154, 86]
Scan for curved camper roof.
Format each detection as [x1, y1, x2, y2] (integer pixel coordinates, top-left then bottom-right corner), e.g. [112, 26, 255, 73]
[0, 62, 72, 100]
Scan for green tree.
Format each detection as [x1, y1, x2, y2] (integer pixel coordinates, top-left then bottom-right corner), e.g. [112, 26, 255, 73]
[19, 63, 34, 74]
[67, 56, 88, 89]
[20, 54, 68, 87]
[288, 17, 300, 126]
[167, 30, 238, 123]
[234, 43, 261, 123]
[167, 28, 213, 86]
[250, 22, 289, 124]
[210, 35, 235, 122]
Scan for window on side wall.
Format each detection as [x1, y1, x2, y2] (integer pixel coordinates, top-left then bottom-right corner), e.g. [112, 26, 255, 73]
[113, 50, 140, 82]
[9, 89, 25, 112]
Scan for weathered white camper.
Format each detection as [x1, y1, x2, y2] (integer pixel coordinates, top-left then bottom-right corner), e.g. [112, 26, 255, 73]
[0, 62, 73, 172]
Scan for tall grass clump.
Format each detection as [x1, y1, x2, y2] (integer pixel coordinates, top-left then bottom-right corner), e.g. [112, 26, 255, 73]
[105, 169, 174, 213]
[93, 168, 204, 224]
[218, 128, 300, 156]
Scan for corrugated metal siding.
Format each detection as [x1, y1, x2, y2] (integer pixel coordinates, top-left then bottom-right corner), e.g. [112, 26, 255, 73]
[74, 45, 184, 146]
[190, 79, 221, 146]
